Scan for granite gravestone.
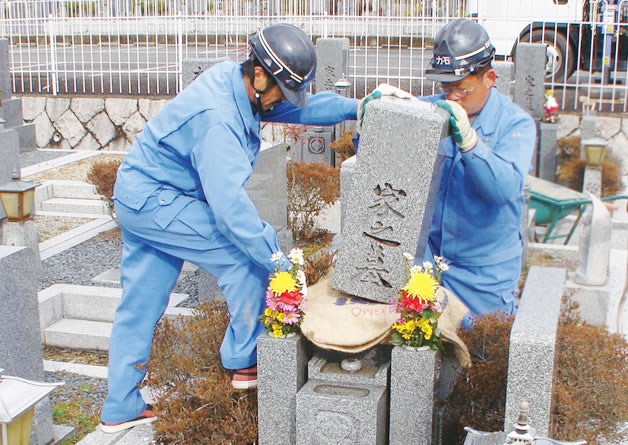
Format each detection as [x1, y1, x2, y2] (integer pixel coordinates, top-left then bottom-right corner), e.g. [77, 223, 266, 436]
[0, 246, 54, 445]
[333, 97, 448, 303]
[0, 119, 20, 185]
[513, 43, 546, 176]
[293, 38, 351, 166]
[0, 39, 36, 152]
[493, 61, 514, 99]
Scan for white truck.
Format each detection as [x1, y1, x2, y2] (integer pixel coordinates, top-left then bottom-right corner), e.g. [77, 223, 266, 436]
[467, 0, 628, 81]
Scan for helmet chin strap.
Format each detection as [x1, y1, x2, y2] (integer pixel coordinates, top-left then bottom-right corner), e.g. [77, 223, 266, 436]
[252, 78, 275, 114]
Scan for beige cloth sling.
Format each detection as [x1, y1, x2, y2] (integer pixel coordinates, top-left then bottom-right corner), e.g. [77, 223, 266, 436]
[300, 267, 472, 367]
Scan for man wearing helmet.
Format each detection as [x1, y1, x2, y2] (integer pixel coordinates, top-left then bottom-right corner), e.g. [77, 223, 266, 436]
[100, 23, 358, 432]
[422, 18, 536, 327]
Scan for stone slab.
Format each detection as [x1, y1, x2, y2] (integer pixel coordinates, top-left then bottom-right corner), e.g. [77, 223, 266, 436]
[258, 333, 308, 445]
[315, 38, 350, 94]
[247, 142, 289, 230]
[539, 122, 558, 182]
[583, 165, 602, 197]
[181, 57, 229, 90]
[505, 266, 566, 436]
[307, 349, 390, 387]
[0, 245, 54, 445]
[0, 39, 11, 102]
[493, 61, 514, 99]
[44, 318, 112, 351]
[389, 346, 440, 445]
[296, 379, 387, 445]
[14, 122, 37, 152]
[0, 126, 19, 185]
[0, 97, 25, 127]
[294, 126, 335, 165]
[333, 97, 448, 302]
[514, 43, 546, 121]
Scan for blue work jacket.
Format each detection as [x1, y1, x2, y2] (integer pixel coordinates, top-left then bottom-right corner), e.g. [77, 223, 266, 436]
[114, 60, 357, 273]
[423, 88, 536, 266]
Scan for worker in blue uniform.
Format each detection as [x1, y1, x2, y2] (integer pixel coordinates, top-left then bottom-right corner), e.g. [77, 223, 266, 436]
[421, 19, 536, 327]
[355, 19, 535, 328]
[100, 23, 358, 433]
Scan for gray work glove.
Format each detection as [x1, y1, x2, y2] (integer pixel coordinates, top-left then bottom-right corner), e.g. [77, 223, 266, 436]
[436, 100, 478, 152]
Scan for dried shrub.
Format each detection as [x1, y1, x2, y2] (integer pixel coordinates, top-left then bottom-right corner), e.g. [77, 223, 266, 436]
[329, 130, 356, 164]
[551, 320, 628, 444]
[287, 161, 340, 242]
[146, 302, 258, 445]
[303, 248, 336, 285]
[556, 135, 621, 197]
[86, 160, 121, 215]
[443, 312, 514, 444]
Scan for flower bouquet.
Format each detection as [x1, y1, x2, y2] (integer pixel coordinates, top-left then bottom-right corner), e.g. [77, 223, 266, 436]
[542, 90, 560, 123]
[260, 248, 307, 338]
[390, 253, 448, 351]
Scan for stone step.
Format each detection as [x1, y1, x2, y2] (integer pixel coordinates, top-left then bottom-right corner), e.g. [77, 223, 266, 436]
[39, 284, 190, 327]
[45, 318, 112, 351]
[50, 180, 99, 199]
[41, 197, 107, 215]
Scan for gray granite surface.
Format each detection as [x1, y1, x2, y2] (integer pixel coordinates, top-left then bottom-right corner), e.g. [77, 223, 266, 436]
[333, 96, 447, 302]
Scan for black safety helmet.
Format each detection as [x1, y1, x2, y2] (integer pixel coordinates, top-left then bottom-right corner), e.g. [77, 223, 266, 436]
[426, 18, 495, 83]
[249, 23, 316, 108]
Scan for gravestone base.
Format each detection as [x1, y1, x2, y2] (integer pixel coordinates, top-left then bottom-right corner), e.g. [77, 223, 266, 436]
[1, 220, 42, 275]
[389, 346, 440, 445]
[258, 333, 309, 445]
[296, 380, 388, 445]
[539, 122, 558, 182]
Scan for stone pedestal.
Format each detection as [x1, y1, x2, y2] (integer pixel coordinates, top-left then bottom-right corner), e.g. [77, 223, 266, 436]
[583, 165, 602, 197]
[258, 333, 308, 445]
[538, 122, 558, 182]
[389, 346, 440, 445]
[1, 220, 42, 275]
[0, 246, 54, 445]
[296, 352, 390, 445]
[294, 126, 335, 165]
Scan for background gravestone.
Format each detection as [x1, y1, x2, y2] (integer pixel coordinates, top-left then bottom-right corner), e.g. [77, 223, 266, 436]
[293, 37, 351, 166]
[0, 38, 37, 152]
[0, 246, 54, 445]
[333, 97, 448, 302]
[493, 61, 514, 99]
[181, 57, 228, 90]
[514, 43, 546, 176]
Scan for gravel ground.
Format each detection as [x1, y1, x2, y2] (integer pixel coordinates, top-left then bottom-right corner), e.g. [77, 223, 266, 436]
[25, 154, 125, 182]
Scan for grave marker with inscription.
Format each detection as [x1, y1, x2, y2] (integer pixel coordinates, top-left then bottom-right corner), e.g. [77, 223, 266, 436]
[333, 97, 448, 303]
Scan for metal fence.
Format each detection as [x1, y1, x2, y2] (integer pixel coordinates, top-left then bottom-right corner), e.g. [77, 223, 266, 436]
[1, 0, 628, 112]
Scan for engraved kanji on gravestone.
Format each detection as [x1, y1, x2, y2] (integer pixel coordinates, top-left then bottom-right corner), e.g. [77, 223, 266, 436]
[353, 182, 408, 288]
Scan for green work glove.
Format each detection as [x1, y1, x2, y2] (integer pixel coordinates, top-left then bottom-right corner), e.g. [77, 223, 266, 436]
[357, 84, 414, 133]
[436, 100, 478, 152]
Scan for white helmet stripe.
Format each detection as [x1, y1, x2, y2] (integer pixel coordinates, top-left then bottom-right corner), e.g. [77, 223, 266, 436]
[259, 31, 304, 82]
[454, 42, 489, 61]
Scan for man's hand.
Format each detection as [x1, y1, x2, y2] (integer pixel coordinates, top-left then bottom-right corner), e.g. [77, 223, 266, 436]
[436, 100, 478, 152]
[357, 83, 414, 132]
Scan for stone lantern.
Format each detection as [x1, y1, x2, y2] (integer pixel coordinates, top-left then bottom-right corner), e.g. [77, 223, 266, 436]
[0, 370, 63, 445]
[0, 170, 39, 222]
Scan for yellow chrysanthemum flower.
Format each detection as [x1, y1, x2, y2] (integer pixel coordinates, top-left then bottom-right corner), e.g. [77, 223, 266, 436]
[269, 271, 297, 295]
[277, 312, 286, 322]
[402, 271, 438, 301]
[264, 308, 272, 317]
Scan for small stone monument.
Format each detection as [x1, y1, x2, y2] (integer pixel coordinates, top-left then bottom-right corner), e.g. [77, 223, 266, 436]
[514, 43, 546, 176]
[0, 39, 37, 153]
[574, 193, 611, 286]
[333, 97, 448, 302]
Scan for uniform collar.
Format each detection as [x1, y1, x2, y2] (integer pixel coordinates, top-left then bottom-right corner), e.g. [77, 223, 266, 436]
[233, 62, 261, 140]
[472, 88, 499, 135]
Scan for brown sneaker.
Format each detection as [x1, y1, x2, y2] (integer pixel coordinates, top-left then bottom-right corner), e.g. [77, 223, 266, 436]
[100, 404, 157, 433]
[232, 364, 258, 390]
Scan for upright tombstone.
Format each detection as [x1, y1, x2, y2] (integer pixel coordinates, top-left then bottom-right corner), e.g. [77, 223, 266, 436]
[493, 61, 515, 99]
[0, 119, 20, 185]
[181, 57, 228, 90]
[333, 97, 448, 302]
[0, 246, 54, 445]
[574, 193, 611, 286]
[538, 122, 558, 182]
[0, 39, 37, 152]
[294, 38, 351, 166]
[514, 43, 546, 176]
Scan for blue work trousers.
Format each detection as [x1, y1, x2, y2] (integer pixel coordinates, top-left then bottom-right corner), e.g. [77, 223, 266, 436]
[100, 192, 268, 423]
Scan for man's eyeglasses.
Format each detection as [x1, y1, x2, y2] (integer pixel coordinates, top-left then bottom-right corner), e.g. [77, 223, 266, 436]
[437, 84, 476, 98]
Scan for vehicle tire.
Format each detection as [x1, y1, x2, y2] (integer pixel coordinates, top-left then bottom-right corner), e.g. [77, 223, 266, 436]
[518, 29, 575, 81]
